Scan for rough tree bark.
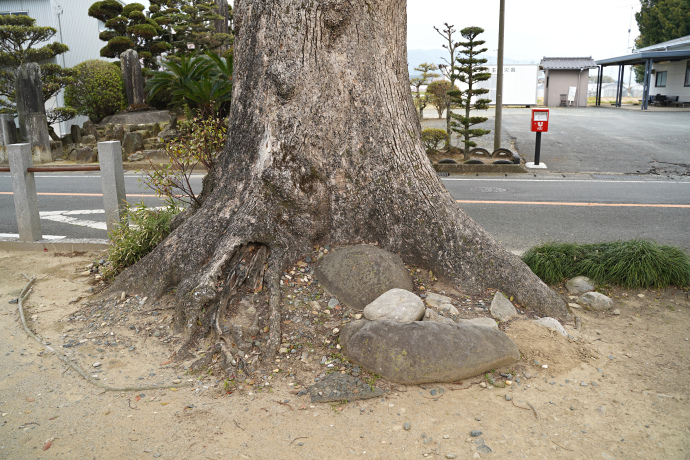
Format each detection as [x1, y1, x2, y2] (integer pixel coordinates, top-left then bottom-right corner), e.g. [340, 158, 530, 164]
[108, 0, 569, 369]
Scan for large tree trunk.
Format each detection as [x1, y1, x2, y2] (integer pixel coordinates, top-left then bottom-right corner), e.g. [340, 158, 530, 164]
[108, 0, 568, 366]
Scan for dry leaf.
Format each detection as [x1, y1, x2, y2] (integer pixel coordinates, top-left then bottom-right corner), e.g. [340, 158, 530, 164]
[160, 360, 172, 365]
[43, 440, 52, 451]
[26, 397, 35, 402]
[135, 395, 141, 402]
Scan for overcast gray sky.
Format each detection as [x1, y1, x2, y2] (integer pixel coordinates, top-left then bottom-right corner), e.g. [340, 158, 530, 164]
[407, 0, 641, 62]
[154, 0, 641, 62]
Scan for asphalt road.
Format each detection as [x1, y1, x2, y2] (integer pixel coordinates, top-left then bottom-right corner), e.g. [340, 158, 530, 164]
[445, 176, 690, 253]
[0, 172, 173, 240]
[1, 172, 688, 253]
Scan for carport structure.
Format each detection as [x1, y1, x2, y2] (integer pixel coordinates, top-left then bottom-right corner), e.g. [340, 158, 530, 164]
[595, 36, 690, 110]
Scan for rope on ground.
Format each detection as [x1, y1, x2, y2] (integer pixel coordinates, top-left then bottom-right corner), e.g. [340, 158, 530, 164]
[17, 275, 191, 392]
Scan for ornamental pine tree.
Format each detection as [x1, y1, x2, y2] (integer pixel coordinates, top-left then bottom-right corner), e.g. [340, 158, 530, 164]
[148, 0, 233, 61]
[0, 14, 76, 138]
[449, 26, 491, 159]
[88, 1, 169, 69]
[409, 62, 439, 120]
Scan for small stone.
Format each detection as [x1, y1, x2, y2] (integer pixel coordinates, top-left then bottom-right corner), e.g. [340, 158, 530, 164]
[446, 454, 457, 459]
[470, 430, 482, 437]
[93, 362, 101, 367]
[505, 395, 512, 401]
[533, 317, 567, 337]
[565, 276, 594, 294]
[328, 298, 339, 309]
[279, 347, 288, 354]
[612, 309, 621, 315]
[404, 422, 410, 431]
[490, 292, 517, 321]
[577, 292, 614, 311]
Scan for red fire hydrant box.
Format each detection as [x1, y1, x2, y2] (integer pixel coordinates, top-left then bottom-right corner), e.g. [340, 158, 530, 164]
[531, 108, 549, 132]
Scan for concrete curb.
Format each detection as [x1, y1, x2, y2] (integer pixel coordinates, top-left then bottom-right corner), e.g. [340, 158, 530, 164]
[434, 163, 527, 174]
[0, 239, 108, 252]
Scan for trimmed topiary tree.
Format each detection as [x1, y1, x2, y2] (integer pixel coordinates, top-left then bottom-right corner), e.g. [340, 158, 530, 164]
[88, 0, 168, 69]
[64, 60, 126, 122]
[421, 128, 449, 153]
[449, 26, 492, 159]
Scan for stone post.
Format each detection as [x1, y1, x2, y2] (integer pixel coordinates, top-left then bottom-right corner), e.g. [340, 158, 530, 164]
[98, 141, 127, 235]
[15, 63, 46, 142]
[0, 114, 17, 164]
[9, 143, 42, 241]
[120, 49, 146, 108]
[27, 112, 53, 163]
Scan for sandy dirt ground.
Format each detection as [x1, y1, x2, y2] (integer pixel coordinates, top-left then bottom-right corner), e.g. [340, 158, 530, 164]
[1, 249, 689, 459]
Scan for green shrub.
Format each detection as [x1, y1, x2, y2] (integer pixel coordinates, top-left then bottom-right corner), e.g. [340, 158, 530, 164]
[522, 240, 690, 289]
[421, 128, 449, 152]
[141, 117, 227, 207]
[103, 203, 179, 280]
[64, 60, 126, 122]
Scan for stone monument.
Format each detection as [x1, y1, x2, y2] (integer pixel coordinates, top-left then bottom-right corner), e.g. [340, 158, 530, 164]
[0, 114, 17, 164]
[15, 63, 46, 141]
[15, 63, 52, 163]
[120, 49, 146, 108]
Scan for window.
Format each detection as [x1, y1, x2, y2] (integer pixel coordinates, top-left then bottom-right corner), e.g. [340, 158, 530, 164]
[0, 11, 30, 16]
[655, 70, 667, 87]
[685, 62, 690, 87]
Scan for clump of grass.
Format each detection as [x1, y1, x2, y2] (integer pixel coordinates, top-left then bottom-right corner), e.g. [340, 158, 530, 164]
[103, 202, 179, 280]
[522, 239, 690, 289]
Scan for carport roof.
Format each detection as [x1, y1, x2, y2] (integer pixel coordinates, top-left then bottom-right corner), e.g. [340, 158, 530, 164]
[539, 57, 597, 70]
[595, 49, 690, 66]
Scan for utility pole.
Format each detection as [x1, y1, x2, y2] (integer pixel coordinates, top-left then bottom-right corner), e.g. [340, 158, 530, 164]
[494, 0, 505, 152]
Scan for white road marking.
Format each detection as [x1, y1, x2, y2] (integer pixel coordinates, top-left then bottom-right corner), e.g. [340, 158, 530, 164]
[39, 209, 107, 230]
[0, 233, 65, 240]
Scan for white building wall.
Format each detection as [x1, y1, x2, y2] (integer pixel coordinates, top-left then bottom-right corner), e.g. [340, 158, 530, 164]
[651, 60, 690, 100]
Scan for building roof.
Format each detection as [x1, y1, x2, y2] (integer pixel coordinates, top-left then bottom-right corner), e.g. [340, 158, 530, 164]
[539, 57, 597, 70]
[636, 34, 690, 52]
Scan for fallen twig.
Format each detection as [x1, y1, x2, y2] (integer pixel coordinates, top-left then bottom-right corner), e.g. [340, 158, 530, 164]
[232, 419, 245, 431]
[552, 440, 574, 451]
[274, 400, 293, 409]
[511, 399, 540, 419]
[289, 436, 308, 445]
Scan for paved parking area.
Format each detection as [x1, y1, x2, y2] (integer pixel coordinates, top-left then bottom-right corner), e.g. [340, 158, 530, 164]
[421, 106, 690, 176]
[501, 107, 690, 176]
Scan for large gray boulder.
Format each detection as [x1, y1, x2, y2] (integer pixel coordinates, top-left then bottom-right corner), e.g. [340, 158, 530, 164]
[363, 289, 425, 322]
[577, 292, 613, 311]
[315, 245, 413, 310]
[122, 132, 144, 154]
[490, 291, 517, 321]
[458, 317, 499, 329]
[566, 276, 594, 295]
[340, 319, 520, 384]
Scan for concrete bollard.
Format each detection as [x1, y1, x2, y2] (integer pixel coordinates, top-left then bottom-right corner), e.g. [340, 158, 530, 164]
[98, 141, 127, 235]
[9, 143, 42, 241]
